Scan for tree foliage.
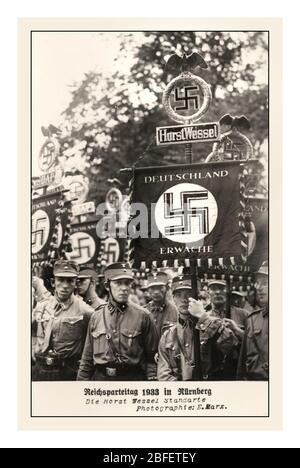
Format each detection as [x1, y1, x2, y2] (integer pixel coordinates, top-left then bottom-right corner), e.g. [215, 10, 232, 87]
[58, 31, 268, 204]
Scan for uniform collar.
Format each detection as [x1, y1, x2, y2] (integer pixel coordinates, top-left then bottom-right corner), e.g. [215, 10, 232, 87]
[255, 305, 268, 317]
[210, 306, 226, 319]
[149, 301, 166, 313]
[108, 298, 127, 314]
[178, 314, 193, 328]
[54, 293, 74, 312]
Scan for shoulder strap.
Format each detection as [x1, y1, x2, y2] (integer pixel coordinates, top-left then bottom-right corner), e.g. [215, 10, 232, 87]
[102, 305, 123, 364]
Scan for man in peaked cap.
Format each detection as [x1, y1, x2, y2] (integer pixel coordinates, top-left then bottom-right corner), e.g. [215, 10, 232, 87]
[204, 279, 246, 338]
[157, 275, 238, 381]
[187, 278, 246, 380]
[231, 290, 247, 309]
[237, 262, 269, 380]
[77, 268, 106, 311]
[145, 271, 178, 339]
[32, 259, 94, 381]
[77, 262, 159, 381]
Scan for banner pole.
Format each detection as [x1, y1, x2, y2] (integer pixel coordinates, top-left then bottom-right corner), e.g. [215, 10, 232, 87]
[185, 138, 203, 380]
[190, 258, 202, 381]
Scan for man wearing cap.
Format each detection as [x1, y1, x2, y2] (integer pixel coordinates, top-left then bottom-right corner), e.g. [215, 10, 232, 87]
[157, 275, 239, 381]
[77, 262, 159, 381]
[77, 268, 106, 310]
[189, 278, 244, 379]
[145, 271, 178, 339]
[32, 260, 94, 381]
[237, 262, 269, 380]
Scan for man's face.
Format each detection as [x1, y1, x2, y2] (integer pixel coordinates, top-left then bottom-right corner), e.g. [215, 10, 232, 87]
[173, 289, 190, 316]
[255, 274, 268, 306]
[231, 295, 246, 308]
[54, 276, 76, 302]
[209, 283, 227, 307]
[148, 285, 167, 303]
[76, 278, 91, 297]
[109, 278, 132, 304]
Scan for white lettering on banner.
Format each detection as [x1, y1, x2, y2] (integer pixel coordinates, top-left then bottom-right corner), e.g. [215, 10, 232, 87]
[144, 170, 228, 184]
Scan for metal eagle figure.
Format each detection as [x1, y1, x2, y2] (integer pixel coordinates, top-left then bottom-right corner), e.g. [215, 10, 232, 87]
[164, 51, 208, 75]
[41, 124, 62, 137]
[219, 114, 251, 131]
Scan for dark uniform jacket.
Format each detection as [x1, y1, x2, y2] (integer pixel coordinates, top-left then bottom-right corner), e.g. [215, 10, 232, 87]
[237, 306, 269, 380]
[157, 314, 239, 381]
[77, 299, 159, 380]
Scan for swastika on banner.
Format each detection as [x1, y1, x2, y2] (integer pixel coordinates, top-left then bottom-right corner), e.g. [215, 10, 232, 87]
[66, 232, 96, 264]
[32, 209, 50, 253]
[102, 237, 120, 265]
[69, 180, 89, 204]
[155, 183, 218, 244]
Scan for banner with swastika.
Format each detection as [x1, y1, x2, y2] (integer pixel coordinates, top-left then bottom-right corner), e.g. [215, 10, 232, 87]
[32, 192, 69, 265]
[130, 161, 246, 269]
[66, 221, 101, 269]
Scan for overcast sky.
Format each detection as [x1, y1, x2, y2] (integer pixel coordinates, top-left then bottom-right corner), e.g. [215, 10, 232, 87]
[32, 32, 141, 175]
[32, 31, 267, 176]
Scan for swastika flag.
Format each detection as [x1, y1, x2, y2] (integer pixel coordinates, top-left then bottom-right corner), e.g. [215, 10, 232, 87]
[32, 192, 68, 264]
[66, 221, 101, 269]
[130, 161, 246, 268]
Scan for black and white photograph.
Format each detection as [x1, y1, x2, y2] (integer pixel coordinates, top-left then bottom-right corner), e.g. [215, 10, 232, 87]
[24, 20, 278, 424]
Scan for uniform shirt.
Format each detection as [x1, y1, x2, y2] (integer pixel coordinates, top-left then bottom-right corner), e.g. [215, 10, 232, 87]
[237, 306, 269, 380]
[35, 294, 93, 359]
[77, 298, 159, 380]
[145, 300, 178, 338]
[230, 306, 249, 331]
[157, 314, 239, 381]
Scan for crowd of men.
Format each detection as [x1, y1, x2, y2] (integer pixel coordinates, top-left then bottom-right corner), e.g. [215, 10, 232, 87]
[32, 260, 269, 382]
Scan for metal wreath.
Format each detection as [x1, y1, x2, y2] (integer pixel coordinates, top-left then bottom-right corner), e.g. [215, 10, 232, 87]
[162, 72, 212, 124]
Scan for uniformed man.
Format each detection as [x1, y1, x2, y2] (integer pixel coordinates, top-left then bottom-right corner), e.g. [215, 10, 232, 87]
[237, 262, 269, 380]
[231, 290, 246, 309]
[205, 279, 246, 340]
[76, 268, 106, 310]
[244, 288, 256, 314]
[77, 262, 159, 381]
[32, 260, 94, 381]
[203, 279, 247, 379]
[145, 271, 178, 339]
[157, 275, 239, 381]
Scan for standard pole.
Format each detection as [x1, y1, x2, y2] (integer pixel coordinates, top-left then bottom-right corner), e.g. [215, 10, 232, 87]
[185, 139, 202, 380]
[190, 258, 202, 381]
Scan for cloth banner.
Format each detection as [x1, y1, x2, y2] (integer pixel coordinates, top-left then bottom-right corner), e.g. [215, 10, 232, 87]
[66, 221, 101, 269]
[130, 161, 246, 269]
[32, 192, 67, 265]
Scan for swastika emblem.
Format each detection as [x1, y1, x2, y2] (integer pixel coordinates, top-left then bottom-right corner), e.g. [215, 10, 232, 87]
[155, 183, 218, 244]
[102, 237, 120, 265]
[162, 73, 212, 124]
[66, 232, 96, 264]
[105, 188, 122, 213]
[69, 179, 89, 204]
[173, 86, 200, 111]
[32, 209, 50, 253]
[38, 139, 58, 172]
